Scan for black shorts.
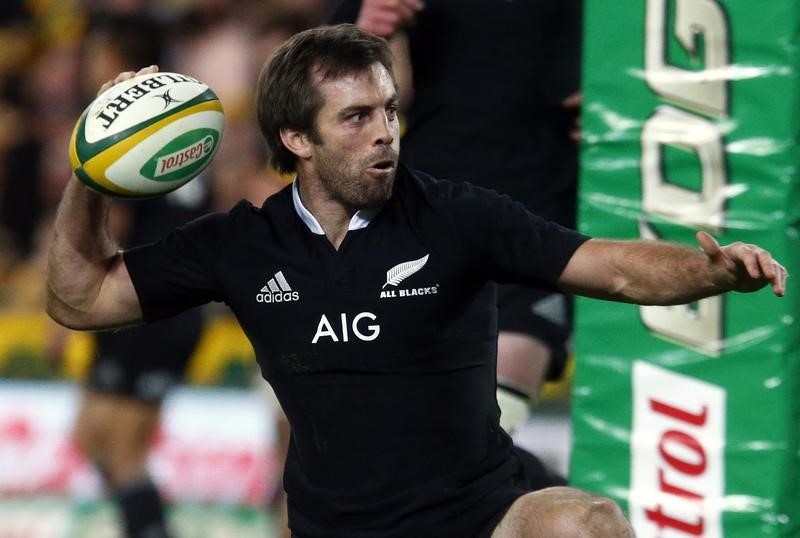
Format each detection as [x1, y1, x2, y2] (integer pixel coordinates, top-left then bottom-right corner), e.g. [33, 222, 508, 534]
[496, 284, 573, 380]
[87, 308, 203, 403]
[289, 446, 564, 538]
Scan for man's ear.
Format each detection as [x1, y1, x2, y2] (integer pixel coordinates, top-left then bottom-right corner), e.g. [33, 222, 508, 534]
[279, 128, 313, 161]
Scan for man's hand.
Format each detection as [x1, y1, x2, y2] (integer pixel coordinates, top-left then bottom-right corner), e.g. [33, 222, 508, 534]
[561, 92, 581, 143]
[45, 66, 157, 331]
[356, 0, 424, 38]
[97, 65, 159, 97]
[697, 231, 788, 296]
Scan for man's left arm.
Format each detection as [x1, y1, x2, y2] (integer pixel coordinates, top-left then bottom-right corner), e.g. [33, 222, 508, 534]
[558, 231, 788, 305]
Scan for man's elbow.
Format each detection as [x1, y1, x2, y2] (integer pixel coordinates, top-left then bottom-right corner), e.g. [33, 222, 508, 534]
[45, 289, 94, 331]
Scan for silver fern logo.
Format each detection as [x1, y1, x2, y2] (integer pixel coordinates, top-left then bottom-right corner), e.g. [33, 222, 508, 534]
[383, 254, 429, 288]
[379, 254, 438, 300]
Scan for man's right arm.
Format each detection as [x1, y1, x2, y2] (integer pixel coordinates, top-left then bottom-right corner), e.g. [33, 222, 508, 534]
[46, 177, 143, 330]
[557, 232, 787, 305]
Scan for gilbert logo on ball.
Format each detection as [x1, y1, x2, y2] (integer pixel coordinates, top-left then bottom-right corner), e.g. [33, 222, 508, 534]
[69, 72, 224, 198]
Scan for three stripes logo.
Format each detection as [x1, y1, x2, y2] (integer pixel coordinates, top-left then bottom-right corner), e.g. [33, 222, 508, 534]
[256, 270, 300, 303]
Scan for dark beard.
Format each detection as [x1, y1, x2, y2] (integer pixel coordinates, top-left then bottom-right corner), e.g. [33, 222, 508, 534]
[316, 148, 397, 209]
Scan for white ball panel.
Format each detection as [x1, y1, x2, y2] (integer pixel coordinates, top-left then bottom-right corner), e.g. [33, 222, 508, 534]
[84, 73, 210, 143]
[104, 110, 224, 194]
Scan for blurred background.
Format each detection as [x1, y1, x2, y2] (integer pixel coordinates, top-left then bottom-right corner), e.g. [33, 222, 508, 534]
[2, 0, 798, 537]
[0, 1, 577, 536]
[0, 0, 332, 536]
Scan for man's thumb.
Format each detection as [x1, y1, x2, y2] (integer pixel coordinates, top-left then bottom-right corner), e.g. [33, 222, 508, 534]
[696, 230, 721, 258]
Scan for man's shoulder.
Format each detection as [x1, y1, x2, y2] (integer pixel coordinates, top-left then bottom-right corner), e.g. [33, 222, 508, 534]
[182, 188, 289, 242]
[400, 164, 508, 211]
[201, 199, 261, 231]
[224, 183, 293, 223]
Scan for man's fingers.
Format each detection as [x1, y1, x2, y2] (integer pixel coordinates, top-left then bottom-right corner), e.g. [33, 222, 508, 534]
[569, 118, 582, 143]
[737, 245, 788, 296]
[737, 245, 763, 280]
[387, 0, 424, 16]
[384, 1, 416, 21]
[756, 250, 776, 279]
[98, 71, 136, 97]
[97, 81, 114, 95]
[699, 231, 788, 296]
[395, 0, 424, 20]
[773, 262, 788, 296]
[136, 64, 159, 77]
[96, 66, 158, 97]
[562, 91, 582, 109]
[113, 70, 136, 84]
[771, 261, 788, 296]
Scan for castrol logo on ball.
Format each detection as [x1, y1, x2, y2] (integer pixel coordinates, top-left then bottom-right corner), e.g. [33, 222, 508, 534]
[153, 135, 215, 178]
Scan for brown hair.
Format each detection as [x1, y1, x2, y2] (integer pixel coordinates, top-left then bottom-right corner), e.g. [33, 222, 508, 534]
[256, 24, 395, 174]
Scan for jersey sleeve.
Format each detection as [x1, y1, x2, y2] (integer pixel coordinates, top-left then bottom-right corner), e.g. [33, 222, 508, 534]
[123, 209, 230, 322]
[446, 181, 589, 290]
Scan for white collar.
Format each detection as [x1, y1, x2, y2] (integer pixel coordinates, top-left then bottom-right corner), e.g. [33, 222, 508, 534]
[291, 180, 380, 235]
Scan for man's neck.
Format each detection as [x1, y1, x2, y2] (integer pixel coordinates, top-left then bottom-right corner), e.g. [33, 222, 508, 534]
[295, 176, 354, 250]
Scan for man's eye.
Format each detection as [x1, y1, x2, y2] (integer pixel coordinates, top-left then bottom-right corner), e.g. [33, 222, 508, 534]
[387, 106, 398, 120]
[348, 112, 366, 123]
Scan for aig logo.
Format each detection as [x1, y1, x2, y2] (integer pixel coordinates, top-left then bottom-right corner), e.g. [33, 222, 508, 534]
[312, 312, 380, 343]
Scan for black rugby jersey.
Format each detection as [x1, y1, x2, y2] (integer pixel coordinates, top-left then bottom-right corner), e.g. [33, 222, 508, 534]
[124, 165, 588, 537]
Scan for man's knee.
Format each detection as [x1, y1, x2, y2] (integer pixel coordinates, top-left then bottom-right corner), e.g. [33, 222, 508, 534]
[564, 491, 633, 537]
[493, 486, 635, 538]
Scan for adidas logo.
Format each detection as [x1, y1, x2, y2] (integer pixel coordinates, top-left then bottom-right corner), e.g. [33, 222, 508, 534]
[256, 271, 300, 303]
[531, 294, 567, 326]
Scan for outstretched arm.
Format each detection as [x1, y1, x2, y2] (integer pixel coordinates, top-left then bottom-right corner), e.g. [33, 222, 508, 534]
[45, 67, 157, 330]
[558, 231, 787, 305]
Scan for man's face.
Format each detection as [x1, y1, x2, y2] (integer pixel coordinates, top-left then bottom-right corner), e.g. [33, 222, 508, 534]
[309, 63, 400, 209]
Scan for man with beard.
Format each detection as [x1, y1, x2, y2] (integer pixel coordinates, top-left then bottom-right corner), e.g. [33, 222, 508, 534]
[46, 24, 785, 537]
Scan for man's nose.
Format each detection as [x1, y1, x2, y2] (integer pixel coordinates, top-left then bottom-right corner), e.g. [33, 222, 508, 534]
[373, 111, 395, 145]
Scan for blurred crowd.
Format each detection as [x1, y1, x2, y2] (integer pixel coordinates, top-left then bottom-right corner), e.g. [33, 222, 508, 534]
[0, 0, 335, 381]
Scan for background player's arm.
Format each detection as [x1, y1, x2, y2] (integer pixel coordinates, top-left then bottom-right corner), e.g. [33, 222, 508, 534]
[46, 177, 143, 330]
[558, 231, 787, 305]
[331, 1, 417, 108]
[354, 0, 423, 38]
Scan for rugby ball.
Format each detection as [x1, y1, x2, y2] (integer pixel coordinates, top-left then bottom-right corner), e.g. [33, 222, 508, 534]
[69, 71, 224, 198]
